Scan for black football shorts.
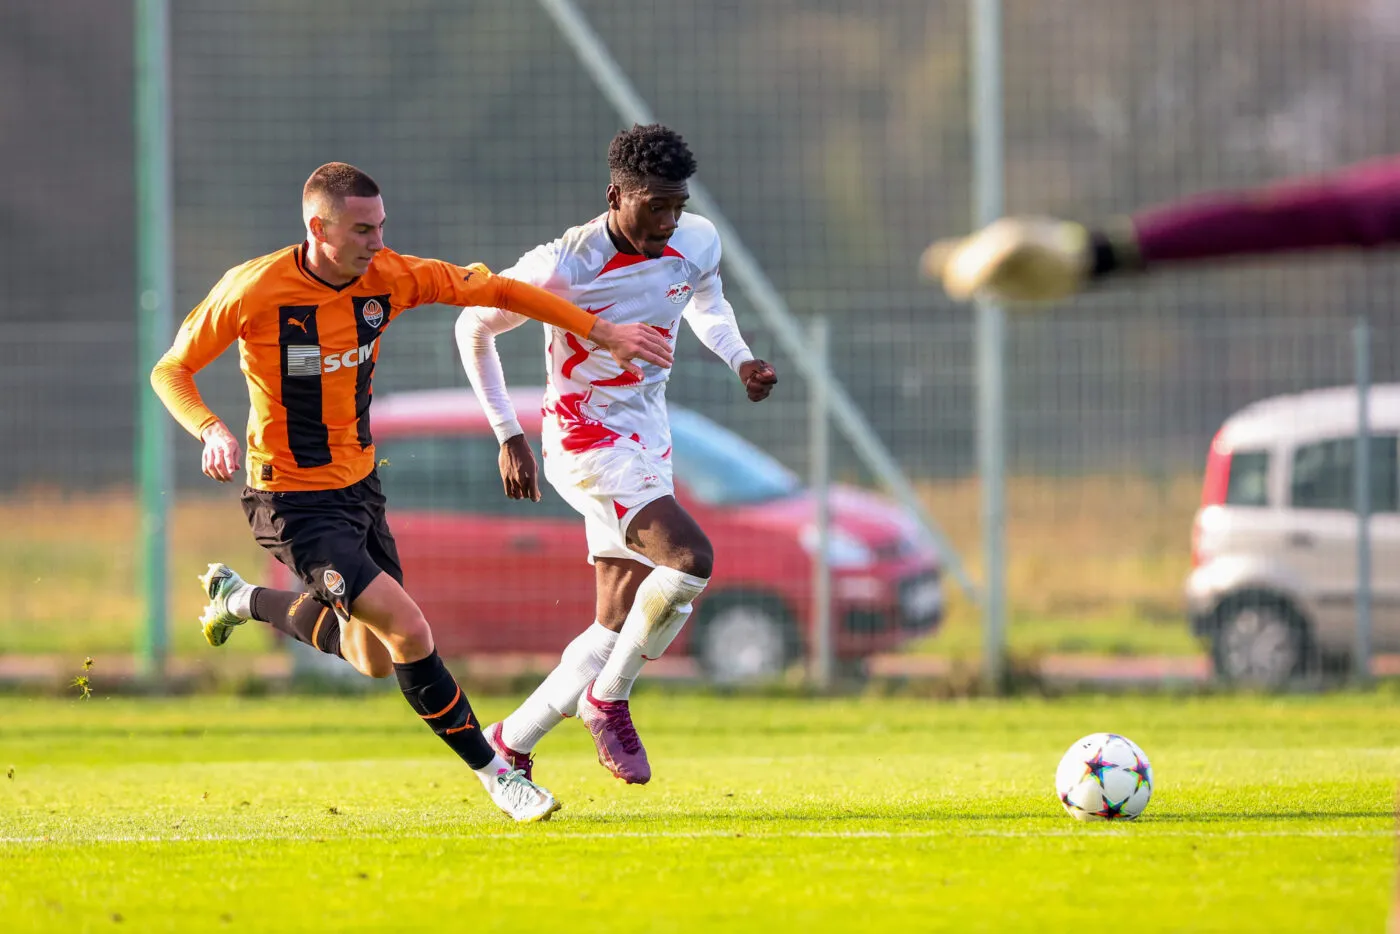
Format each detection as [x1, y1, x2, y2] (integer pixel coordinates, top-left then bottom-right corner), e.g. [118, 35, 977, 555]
[240, 469, 403, 621]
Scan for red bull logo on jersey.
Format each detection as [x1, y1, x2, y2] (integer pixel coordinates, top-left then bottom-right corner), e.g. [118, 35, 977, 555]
[665, 281, 693, 304]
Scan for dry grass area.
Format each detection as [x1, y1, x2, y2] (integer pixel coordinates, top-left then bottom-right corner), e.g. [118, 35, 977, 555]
[0, 474, 1204, 659]
[0, 488, 273, 655]
[915, 473, 1202, 658]
[919, 472, 1198, 619]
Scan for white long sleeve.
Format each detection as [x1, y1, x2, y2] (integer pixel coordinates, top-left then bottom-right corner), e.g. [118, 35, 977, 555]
[455, 242, 568, 443]
[454, 305, 530, 443]
[682, 265, 752, 372]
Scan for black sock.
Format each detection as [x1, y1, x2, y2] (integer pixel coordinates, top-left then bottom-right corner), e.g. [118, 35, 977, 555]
[393, 650, 494, 770]
[249, 587, 342, 657]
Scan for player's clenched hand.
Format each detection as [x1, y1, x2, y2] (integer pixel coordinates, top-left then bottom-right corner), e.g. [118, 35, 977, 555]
[499, 434, 541, 502]
[738, 359, 777, 402]
[590, 319, 674, 377]
[200, 421, 241, 482]
[920, 217, 1094, 304]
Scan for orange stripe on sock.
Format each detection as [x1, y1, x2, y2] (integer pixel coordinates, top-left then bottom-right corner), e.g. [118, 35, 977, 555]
[309, 607, 329, 650]
[420, 685, 461, 721]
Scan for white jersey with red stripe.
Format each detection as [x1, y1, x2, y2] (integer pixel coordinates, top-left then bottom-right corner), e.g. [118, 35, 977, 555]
[455, 211, 752, 559]
[506, 212, 750, 460]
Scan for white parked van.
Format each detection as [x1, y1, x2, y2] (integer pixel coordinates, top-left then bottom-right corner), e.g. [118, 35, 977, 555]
[1186, 384, 1400, 686]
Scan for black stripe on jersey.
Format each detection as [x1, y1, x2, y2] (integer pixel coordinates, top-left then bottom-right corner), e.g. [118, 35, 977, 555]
[279, 305, 332, 468]
[351, 294, 389, 450]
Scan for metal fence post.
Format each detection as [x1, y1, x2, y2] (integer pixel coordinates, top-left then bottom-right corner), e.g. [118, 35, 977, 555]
[1353, 316, 1372, 684]
[135, 0, 173, 683]
[972, 0, 1007, 691]
[809, 316, 833, 690]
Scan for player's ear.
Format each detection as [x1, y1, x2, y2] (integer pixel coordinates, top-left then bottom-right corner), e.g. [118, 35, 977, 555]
[307, 214, 327, 243]
[605, 183, 622, 212]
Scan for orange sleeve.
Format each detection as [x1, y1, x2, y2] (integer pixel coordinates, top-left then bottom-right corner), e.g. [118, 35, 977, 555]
[151, 355, 220, 440]
[396, 255, 596, 339]
[149, 270, 244, 440]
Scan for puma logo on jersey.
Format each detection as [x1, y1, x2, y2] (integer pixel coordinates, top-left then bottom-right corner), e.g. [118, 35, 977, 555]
[286, 314, 311, 333]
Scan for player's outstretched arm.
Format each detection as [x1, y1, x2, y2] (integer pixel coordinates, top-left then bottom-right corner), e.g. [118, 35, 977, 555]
[920, 216, 1112, 304]
[413, 257, 674, 375]
[922, 153, 1400, 304]
[588, 317, 674, 378]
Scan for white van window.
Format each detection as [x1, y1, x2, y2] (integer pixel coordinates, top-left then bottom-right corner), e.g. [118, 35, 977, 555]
[1225, 450, 1270, 506]
[1289, 436, 1398, 513]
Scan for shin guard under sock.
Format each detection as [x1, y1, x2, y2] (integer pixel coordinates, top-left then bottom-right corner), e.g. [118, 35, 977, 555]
[393, 650, 494, 770]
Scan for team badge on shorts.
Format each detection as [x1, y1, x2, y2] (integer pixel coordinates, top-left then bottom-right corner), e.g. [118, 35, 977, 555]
[323, 568, 347, 596]
[361, 298, 385, 328]
[665, 281, 693, 304]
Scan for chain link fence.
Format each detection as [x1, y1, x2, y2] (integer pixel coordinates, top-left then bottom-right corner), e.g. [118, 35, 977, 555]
[3, 0, 1398, 685]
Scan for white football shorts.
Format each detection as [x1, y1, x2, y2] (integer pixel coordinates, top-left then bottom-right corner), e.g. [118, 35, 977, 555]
[544, 441, 674, 566]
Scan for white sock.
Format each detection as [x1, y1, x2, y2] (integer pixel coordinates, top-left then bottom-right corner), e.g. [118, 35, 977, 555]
[593, 567, 708, 701]
[473, 753, 513, 789]
[228, 584, 255, 619]
[502, 622, 619, 753]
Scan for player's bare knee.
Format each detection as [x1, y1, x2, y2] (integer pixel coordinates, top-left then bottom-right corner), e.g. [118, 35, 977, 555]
[382, 610, 434, 660]
[673, 537, 713, 579]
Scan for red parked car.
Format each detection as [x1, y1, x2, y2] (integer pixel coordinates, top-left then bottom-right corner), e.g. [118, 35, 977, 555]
[278, 387, 943, 683]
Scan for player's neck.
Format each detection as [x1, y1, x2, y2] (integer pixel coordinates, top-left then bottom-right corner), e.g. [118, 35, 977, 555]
[302, 240, 355, 287]
[605, 215, 641, 256]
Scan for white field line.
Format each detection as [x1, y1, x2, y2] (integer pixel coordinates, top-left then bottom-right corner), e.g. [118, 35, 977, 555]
[0, 828, 1391, 845]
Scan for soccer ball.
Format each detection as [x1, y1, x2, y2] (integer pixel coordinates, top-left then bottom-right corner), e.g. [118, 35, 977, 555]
[1055, 733, 1153, 821]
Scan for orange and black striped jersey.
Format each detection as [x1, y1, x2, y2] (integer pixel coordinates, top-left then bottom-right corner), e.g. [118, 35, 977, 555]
[152, 243, 596, 492]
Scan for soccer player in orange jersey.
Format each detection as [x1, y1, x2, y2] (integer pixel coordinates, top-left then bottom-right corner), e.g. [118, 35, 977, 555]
[150, 162, 673, 822]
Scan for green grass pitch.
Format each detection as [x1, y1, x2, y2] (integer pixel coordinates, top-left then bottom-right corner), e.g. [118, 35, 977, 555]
[1, 691, 1396, 932]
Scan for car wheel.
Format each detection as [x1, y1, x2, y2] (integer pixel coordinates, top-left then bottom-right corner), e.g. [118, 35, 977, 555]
[1212, 601, 1308, 688]
[694, 595, 796, 685]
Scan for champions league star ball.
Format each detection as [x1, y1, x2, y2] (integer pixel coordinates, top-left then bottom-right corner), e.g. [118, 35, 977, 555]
[1055, 733, 1153, 821]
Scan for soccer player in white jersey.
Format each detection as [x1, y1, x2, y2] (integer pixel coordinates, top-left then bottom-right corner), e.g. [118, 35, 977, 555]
[455, 124, 778, 784]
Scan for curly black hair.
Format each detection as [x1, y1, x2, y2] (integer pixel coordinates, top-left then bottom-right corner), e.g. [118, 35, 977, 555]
[607, 124, 697, 190]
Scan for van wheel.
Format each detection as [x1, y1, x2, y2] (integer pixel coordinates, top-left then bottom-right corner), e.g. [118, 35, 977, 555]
[693, 593, 798, 685]
[1211, 601, 1309, 688]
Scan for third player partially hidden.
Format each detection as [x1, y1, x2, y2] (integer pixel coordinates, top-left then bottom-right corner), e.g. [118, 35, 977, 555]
[456, 124, 778, 785]
[921, 154, 1400, 303]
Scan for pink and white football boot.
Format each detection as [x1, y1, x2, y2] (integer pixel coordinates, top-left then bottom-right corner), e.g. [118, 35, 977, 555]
[577, 682, 651, 784]
[484, 721, 535, 783]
